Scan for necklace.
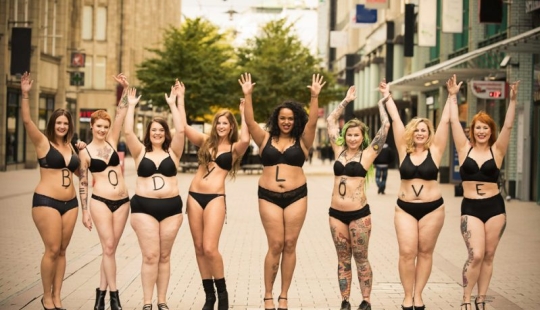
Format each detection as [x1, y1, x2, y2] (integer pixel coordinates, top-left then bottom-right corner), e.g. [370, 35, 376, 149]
[343, 149, 360, 162]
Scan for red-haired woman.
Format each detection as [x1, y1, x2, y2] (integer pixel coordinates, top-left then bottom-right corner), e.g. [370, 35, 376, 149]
[79, 74, 130, 310]
[450, 77, 519, 310]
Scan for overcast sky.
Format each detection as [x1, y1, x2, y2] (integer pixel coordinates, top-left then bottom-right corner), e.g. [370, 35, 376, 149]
[181, 0, 319, 51]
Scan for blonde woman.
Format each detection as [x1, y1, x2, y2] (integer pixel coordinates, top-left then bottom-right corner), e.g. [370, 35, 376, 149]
[384, 76, 460, 310]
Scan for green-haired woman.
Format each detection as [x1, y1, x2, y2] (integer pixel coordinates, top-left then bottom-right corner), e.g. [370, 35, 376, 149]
[326, 82, 391, 310]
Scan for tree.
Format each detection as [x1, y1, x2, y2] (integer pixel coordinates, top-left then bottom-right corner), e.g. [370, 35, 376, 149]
[236, 18, 344, 121]
[136, 18, 238, 121]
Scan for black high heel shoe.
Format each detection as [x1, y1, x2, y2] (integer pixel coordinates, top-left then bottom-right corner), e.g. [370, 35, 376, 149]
[142, 304, 152, 310]
[264, 297, 275, 310]
[41, 298, 55, 310]
[277, 296, 288, 310]
[475, 300, 486, 310]
[461, 302, 471, 310]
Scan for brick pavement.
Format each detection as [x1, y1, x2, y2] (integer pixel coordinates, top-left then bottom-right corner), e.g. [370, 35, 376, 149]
[0, 158, 539, 310]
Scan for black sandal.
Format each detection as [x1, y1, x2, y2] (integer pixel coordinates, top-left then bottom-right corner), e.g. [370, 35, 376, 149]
[475, 300, 486, 310]
[277, 296, 288, 310]
[461, 302, 471, 310]
[142, 304, 152, 310]
[264, 297, 275, 310]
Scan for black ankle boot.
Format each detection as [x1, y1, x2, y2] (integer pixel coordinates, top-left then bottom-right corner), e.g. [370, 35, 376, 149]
[110, 290, 122, 310]
[217, 291, 229, 310]
[94, 288, 106, 310]
[202, 279, 216, 310]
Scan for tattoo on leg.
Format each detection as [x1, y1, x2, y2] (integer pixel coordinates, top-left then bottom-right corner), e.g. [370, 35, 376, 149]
[461, 216, 472, 287]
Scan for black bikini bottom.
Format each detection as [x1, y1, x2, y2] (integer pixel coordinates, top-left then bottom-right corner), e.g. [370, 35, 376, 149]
[397, 197, 444, 221]
[258, 184, 308, 209]
[32, 193, 78, 216]
[91, 194, 129, 213]
[329, 205, 371, 225]
[130, 194, 182, 222]
[188, 191, 225, 209]
[461, 194, 505, 223]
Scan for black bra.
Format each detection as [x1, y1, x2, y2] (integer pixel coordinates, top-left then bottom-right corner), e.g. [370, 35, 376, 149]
[260, 137, 305, 167]
[459, 147, 499, 183]
[333, 150, 367, 178]
[210, 145, 233, 171]
[137, 151, 177, 177]
[38, 142, 79, 173]
[399, 149, 439, 181]
[86, 142, 120, 173]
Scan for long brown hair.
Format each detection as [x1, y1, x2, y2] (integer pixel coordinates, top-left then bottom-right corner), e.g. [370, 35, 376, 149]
[46, 109, 74, 144]
[198, 110, 241, 178]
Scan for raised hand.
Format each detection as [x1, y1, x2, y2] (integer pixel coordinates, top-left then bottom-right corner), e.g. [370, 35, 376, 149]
[379, 79, 390, 97]
[345, 86, 356, 102]
[174, 79, 185, 98]
[446, 74, 463, 96]
[112, 73, 129, 88]
[510, 80, 520, 101]
[127, 87, 141, 106]
[238, 73, 255, 95]
[21, 71, 33, 94]
[165, 86, 177, 105]
[307, 73, 326, 97]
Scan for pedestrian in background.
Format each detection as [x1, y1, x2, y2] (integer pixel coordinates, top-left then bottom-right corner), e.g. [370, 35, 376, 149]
[21, 72, 85, 310]
[384, 75, 459, 310]
[78, 73, 130, 310]
[374, 143, 394, 194]
[124, 84, 185, 310]
[239, 72, 325, 310]
[326, 82, 390, 310]
[450, 78, 519, 310]
[176, 81, 250, 310]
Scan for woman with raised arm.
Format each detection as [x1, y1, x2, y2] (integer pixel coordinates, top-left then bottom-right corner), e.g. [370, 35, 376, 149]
[384, 76, 458, 310]
[450, 78, 519, 310]
[326, 83, 390, 310]
[124, 85, 185, 310]
[239, 73, 325, 310]
[21, 72, 84, 310]
[79, 73, 131, 310]
[175, 80, 250, 310]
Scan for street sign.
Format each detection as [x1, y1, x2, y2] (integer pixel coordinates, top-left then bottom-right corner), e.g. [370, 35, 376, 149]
[470, 81, 506, 99]
[70, 72, 85, 86]
[71, 52, 86, 67]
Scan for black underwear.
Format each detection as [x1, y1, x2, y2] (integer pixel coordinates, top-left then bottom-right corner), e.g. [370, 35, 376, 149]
[329, 205, 371, 225]
[188, 191, 225, 210]
[32, 193, 78, 216]
[258, 184, 308, 209]
[130, 194, 182, 222]
[397, 197, 444, 221]
[461, 194, 505, 223]
[91, 194, 130, 213]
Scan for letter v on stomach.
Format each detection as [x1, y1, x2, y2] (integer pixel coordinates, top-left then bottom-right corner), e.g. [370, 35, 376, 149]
[412, 184, 424, 197]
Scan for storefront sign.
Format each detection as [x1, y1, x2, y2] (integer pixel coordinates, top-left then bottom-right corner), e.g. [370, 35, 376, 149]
[80, 109, 99, 122]
[365, 0, 388, 9]
[470, 81, 506, 99]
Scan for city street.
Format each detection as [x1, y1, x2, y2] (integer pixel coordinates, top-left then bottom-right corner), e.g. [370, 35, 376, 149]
[0, 158, 539, 310]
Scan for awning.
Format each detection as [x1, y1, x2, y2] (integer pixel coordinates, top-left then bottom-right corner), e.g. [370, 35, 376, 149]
[389, 27, 540, 91]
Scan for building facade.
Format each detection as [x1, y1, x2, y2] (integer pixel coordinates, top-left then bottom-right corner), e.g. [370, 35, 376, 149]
[321, 0, 540, 202]
[0, 0, 181, 171]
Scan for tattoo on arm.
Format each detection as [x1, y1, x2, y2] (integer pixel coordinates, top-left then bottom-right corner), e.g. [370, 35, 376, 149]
[370, 101, 390, 153]
[79, 168, 88, 210]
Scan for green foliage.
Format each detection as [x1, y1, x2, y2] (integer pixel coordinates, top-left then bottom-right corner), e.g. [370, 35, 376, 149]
[136, 18, 238, 122]
[236, 18, 344, 121]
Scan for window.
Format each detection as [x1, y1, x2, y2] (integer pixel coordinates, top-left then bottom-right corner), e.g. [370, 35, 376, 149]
[485, 4, 508, 38]
[95, 7, 107, 40]
[83, 56, 107, 89]
[82, 6, 93, 40]
[38, 96, 55, 131]
[6, 92, 25, 164]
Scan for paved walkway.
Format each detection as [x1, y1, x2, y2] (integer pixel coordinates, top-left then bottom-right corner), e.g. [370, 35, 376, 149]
[0, 157, 539, 309]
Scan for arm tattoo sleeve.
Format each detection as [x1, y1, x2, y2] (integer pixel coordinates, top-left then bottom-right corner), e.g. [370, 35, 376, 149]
[370, 99, 390, 153]
[79, 167, 88, 210]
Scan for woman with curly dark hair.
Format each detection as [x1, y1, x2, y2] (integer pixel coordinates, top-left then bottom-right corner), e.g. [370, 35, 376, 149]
[124, 85, 185, 310]
[239, 73, 326, 310]
[175, 80, 250, 310]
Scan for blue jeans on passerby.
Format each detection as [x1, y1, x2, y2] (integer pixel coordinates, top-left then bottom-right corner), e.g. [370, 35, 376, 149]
[375, 166, 388, 194]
